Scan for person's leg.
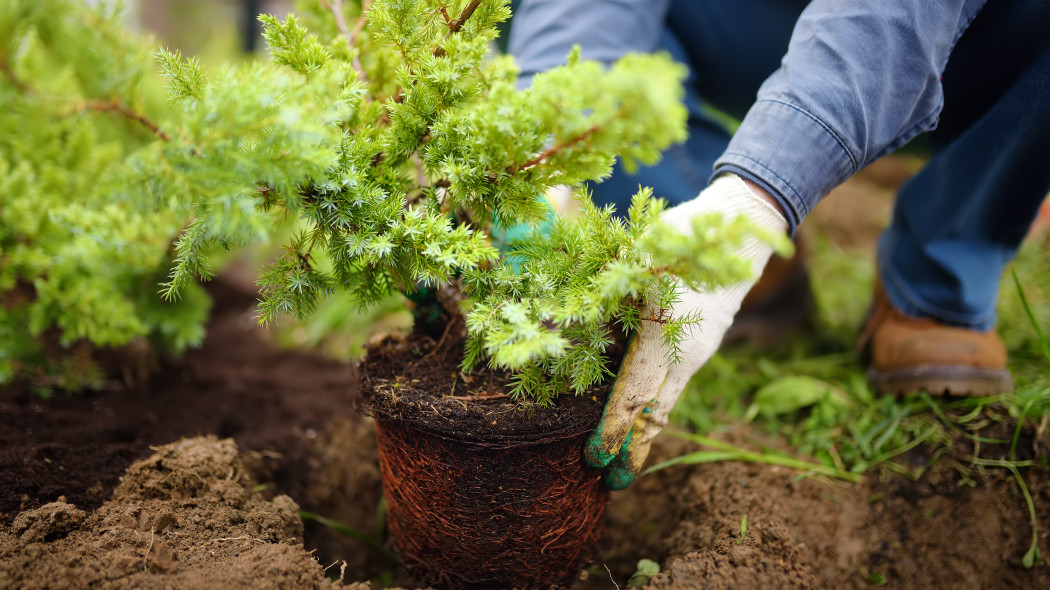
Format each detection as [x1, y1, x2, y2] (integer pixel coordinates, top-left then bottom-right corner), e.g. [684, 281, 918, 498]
[664, 0, 810, 121]
[869, 0, 1050, 394]
[587, 0, 808, 211]
[589, 0, 815, 347]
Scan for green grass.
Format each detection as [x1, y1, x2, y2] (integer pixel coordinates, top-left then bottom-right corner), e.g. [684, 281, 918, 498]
[299, 508, 401, 586]
[667, 231, 1050, 481]
[660, 230, 1050, 565]
[299, 510, 400, 563]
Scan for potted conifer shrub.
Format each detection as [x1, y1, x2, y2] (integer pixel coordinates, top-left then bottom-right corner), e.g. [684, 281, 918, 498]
[153, 1, 770, 587]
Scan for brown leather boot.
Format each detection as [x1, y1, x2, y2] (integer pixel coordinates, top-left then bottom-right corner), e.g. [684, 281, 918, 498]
[858, 283, 1013, 396]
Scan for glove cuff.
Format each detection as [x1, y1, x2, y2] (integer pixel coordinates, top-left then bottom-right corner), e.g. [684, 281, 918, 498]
[664, 173, 788, 236]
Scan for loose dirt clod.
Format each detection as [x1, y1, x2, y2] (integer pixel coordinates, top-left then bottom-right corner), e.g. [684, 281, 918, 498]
[10, 499, 86, 543]
[0, 436, 346, 590]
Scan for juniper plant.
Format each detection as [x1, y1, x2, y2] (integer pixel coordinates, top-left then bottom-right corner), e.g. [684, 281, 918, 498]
[2, 0, 782, 402]
[152, 0, 785, 404]
[0, 0, 210, 391]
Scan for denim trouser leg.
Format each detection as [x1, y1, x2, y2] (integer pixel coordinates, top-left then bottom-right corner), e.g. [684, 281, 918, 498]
[585, 31, 730, 212]
[879, 1, 1050, 331]
[587, 0, 808, 211]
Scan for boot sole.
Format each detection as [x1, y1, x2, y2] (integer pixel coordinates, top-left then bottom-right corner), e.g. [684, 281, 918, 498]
[867, 365, 1013, 397]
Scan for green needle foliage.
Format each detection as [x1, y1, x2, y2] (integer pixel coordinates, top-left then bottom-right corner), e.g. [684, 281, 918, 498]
[152, 0, 773, 404]
[464, 193, 765, 403]
[0, 0, 210, 392]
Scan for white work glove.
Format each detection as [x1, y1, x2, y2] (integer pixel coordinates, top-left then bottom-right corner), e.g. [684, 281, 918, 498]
[584, 174, 789, 488]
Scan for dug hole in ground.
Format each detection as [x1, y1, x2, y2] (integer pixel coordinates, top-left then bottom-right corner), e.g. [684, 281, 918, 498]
[2, 158, 1048, 589]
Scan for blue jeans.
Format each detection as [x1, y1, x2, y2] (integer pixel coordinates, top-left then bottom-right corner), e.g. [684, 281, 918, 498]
[878, 0, 1050, 330]
[528, 0, 1050, 331]
[582, 0, 808, 212]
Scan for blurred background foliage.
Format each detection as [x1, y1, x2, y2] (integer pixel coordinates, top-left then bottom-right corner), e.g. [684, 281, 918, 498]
[123, 0, 412, 362]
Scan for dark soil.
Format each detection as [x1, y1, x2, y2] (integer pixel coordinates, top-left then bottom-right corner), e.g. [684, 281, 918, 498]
[3, 250, 1050, 588]
[0, 279, 361, 524]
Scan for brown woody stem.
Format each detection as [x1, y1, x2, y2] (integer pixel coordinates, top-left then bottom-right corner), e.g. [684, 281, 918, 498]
[77, 99, 171, 141]
[350, 0, 372, 44]
[323, 0, 370, 82]
[509, 124, 601, 174]
[433, 0, 484, 57]
[448, 0, 484, 34]
[4, 51, 166, 144]
[0, 57, 30, 94]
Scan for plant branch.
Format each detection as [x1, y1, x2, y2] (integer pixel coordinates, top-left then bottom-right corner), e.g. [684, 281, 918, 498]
[4, 52, 168, 142]
[320, 0, 351, 48]
[509, 124, 601, 175]
[350, 0, 372, 45]
[388, 1, 485, 130]
[321, 0, 370, 82]
[438, 6, 453, 26]
[436, 280, 467, 325]
[73, 99, 171, 141]
[0, 56, 30, 94]
[433, 0, 484, 57]
[448, 0, 484, 34]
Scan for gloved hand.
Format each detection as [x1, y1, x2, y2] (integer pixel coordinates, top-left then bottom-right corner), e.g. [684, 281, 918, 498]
[585, 174, 790, 489]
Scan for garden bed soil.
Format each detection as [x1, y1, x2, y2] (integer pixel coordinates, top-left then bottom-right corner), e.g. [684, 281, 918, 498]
[3, 275, 1049, 588]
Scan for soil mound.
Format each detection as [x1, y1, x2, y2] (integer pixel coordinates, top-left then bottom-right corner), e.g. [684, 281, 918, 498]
[0, 436, 350, 590]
